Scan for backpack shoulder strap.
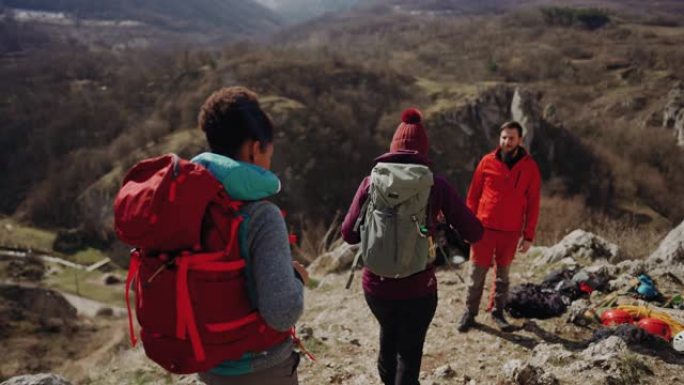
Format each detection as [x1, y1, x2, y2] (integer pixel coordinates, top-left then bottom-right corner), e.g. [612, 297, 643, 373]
[353, 192, 372, 233]
[237, 200, 278, 306]
[241, 200, 274, 223]
[237, 200, 280, 255]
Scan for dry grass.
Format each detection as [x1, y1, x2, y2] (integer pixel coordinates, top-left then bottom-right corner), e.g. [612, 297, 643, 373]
[535, 195, 592, 247]
[298, 194, 670, 264]
[0, 217, 56, 251]
[292, 211, 343, 264]
[536, 195, 669, 259]
[584, 215, 667, 260]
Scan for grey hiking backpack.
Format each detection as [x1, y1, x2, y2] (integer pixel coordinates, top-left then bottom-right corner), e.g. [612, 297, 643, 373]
[355, 162, 434, 278]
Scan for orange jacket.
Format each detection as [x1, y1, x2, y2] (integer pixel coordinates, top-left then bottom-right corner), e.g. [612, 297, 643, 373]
[466, 148, 541, 241]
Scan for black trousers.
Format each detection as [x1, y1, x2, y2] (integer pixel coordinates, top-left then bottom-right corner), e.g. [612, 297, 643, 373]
[365, 294, 438, 385]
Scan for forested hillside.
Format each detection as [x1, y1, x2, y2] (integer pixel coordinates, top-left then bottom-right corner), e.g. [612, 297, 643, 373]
[0, 0, 282, 33]
[1, 3, 683, 257]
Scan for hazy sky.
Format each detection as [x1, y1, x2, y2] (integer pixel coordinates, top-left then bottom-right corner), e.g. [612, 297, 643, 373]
[254, 0, 278, 7]
[255, 0, 358, 9]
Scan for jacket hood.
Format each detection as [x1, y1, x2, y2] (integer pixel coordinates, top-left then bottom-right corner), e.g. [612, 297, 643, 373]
[191, 152, 281, 201]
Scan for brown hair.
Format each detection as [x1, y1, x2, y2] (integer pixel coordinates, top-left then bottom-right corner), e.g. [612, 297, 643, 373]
[499, 121, 523, 137]
[198, 86, 273, 158]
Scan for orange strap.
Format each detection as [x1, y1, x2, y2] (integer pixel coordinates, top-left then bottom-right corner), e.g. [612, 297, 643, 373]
[125, 250, 141, 346]
[175, 249, 248, 362]
[291, 328, 317, 362]
[223, 215, 243, 256]
[206, 312, 260, 333]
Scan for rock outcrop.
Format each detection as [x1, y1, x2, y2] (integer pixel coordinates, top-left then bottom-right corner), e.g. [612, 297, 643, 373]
[511, 88, 541, 149]
[0, 284, 77, 321]
[430, 86, 612, 205]
[502, 358, 559, 385]
[647, 220, 684, 268]
[308, 243, 358, 276]
[0, 374, 72, 385]
[0, 284, 80, 343]
[663, 82, 684, 147]
[537, 229, 620, 265]
[502, 337, 654, 385]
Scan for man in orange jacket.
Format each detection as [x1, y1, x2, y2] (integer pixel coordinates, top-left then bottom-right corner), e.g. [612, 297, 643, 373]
[457, 121, 541, 332]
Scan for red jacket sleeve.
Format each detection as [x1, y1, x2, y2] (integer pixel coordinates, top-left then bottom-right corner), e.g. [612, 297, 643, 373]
[523, 160, 541, 242]
[341, 177, 371, 245]
[466, 157, 486, 216]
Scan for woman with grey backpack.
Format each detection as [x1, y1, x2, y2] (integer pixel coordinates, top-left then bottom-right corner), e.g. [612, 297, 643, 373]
[341, 108, 483, 385]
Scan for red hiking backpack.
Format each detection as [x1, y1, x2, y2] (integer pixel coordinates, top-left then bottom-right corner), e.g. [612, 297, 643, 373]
[114, 154, 290, 374]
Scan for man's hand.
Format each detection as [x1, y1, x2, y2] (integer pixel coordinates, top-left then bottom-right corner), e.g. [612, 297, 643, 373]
[292, 261, 309, 286]
[518, 239, 533, 254]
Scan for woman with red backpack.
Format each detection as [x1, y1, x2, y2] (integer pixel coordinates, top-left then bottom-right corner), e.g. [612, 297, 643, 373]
[341, 108, 483, 385]
[115, 87, 306, 385]
[193, 87, 308, 384]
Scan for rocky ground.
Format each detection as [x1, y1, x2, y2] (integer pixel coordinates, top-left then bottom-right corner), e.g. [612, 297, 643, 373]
[2, 221, 684, 385]
[294, 260, 684, 385]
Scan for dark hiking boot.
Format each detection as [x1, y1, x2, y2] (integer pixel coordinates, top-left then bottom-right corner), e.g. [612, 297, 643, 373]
[492, 310, 514, 332]
[457, 311, 475, 333]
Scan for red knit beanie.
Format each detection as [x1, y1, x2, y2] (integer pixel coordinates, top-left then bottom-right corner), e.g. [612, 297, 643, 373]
[390, 108, 428, 156]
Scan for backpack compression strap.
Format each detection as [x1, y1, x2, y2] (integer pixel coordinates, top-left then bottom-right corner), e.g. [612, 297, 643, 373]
[175, 211, 246, 362]
[175, 251, 247, 361]
[125, 209, 268, 362]
[125, 249, 142, 346]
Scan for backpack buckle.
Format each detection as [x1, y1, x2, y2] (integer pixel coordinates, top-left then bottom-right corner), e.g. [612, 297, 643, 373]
[411, 215, 429, 237]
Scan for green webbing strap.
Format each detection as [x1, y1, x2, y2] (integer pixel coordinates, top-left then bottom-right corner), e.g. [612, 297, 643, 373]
[345, 248, 363, 290]
[348, 188, 370, 290]
[353, 194, 372, 233]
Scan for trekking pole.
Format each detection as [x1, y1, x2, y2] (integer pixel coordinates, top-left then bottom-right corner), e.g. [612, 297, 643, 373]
[437, 244, 465, 283]
[454, 271, 465, 284]
[438, 244, 451, 268]
[345, 267, 355, 290]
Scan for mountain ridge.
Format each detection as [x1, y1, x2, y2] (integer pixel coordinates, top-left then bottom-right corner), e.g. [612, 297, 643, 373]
[255, 0, 358, 23]
[0, 0, 283, 36]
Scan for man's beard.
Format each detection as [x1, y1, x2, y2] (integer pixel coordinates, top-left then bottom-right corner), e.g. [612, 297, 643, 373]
[501, 146, 519, 163]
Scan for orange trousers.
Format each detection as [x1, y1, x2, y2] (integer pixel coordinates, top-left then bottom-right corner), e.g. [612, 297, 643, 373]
[465, 228, 519, 315]
[470, 228, 519, 268]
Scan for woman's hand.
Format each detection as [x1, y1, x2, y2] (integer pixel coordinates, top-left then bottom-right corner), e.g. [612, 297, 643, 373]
[292, 261, 309, 286]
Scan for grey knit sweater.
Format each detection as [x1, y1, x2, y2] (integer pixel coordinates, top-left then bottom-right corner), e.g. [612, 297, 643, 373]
[206, 201, 304, 376]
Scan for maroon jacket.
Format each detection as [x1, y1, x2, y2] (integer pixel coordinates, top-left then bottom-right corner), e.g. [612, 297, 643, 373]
[341, 151, 483, 300]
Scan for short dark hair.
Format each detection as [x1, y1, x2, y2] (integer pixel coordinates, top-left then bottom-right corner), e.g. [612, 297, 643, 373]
[499, 121, 523, 137]
[198, 86, 274, 158]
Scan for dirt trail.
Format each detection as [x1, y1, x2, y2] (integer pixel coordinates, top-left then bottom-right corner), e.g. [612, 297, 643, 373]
[4, 280, 127, 318]
[52, 281, 130, 382]
[58, 319, 128, 383]
[61, 292, 127, 318]
[0, 276, 128, 383]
